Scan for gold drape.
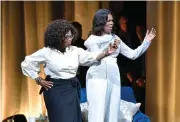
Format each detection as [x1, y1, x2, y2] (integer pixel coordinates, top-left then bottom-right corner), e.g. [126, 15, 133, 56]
[2, 1, 52, 119]
[74, 1, 109, 39]
[0, 2, 2, 121]
[146, 1, 180, 122]
[74, 1, 100, 39]
[1, 1, 108, 120]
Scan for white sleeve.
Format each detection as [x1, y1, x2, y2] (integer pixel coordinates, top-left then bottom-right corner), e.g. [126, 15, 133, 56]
[84, 37, 109, 52]
[21, 47, 47, 79]
[76, 47, 99, 66]
[119, 39, 151, 60]
[87, 43, 101, 52]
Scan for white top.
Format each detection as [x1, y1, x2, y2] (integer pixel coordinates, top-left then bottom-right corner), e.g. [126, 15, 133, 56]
[21, 46, 98, 80]
[84, 34, 151, 86]
[84, 34, 151, 59]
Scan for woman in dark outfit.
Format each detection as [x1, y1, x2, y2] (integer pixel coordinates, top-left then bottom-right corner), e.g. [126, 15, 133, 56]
[21, 19, 119, 122]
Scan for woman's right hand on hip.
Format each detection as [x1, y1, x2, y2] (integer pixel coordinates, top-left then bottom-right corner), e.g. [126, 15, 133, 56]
[37, 78, 53, 90]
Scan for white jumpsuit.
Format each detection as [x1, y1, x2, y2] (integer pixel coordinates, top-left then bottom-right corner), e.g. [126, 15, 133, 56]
[84, 34, 151, 122]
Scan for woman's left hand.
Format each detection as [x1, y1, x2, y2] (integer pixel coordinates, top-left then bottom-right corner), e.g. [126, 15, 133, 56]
[144, 28, 156, 42]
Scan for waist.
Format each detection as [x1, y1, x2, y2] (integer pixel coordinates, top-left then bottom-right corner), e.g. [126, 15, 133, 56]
[44, 68, 77, 79]
[46, 75, 78, 84]
[39, 75, 80, 94]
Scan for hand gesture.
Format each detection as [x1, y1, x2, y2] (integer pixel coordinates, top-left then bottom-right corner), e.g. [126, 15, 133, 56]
[114, 39, 120, 45]
[144, 28, 156, 42]
[105, 39, 120, 55]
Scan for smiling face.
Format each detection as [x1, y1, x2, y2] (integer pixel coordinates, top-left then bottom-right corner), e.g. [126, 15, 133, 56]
[103, 14, 114, 34]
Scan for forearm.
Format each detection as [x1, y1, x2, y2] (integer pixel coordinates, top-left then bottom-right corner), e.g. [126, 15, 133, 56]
[96, 51, 109, 61]
[120, 39, 151, 60]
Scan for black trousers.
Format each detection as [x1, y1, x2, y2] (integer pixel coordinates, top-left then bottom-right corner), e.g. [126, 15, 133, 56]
[42, 75, 82, 122]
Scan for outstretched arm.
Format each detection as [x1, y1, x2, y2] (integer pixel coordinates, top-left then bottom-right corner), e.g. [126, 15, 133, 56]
[119, 28, 156, 60]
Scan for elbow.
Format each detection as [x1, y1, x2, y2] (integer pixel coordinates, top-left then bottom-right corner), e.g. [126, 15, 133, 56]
[21, 61, 25, 69]
[21, 60, 26, 69]
[128, 54, 137, 60]
[21, 56, 31, 69]
[131, 56, 136, 60]
[127, 52, 138, 60]
[21, 61, 27, 74]
[20, 61, 34, 79]
[21, 60, 29, 75]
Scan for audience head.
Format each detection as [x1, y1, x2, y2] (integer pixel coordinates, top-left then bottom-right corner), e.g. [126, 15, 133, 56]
[119, 16, 128, 32]
[136, 25, 146, 42]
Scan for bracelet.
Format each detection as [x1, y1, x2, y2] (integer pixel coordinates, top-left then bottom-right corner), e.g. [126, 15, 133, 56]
[35, 77, 42, 85]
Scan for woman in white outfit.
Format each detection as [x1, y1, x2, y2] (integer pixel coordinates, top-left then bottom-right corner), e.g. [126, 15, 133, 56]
[84, 9, 156, 122]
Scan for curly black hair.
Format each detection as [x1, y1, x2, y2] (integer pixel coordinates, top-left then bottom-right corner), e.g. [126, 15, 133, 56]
[89, 9, 115, 36]
[44, 19, 77, 52]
